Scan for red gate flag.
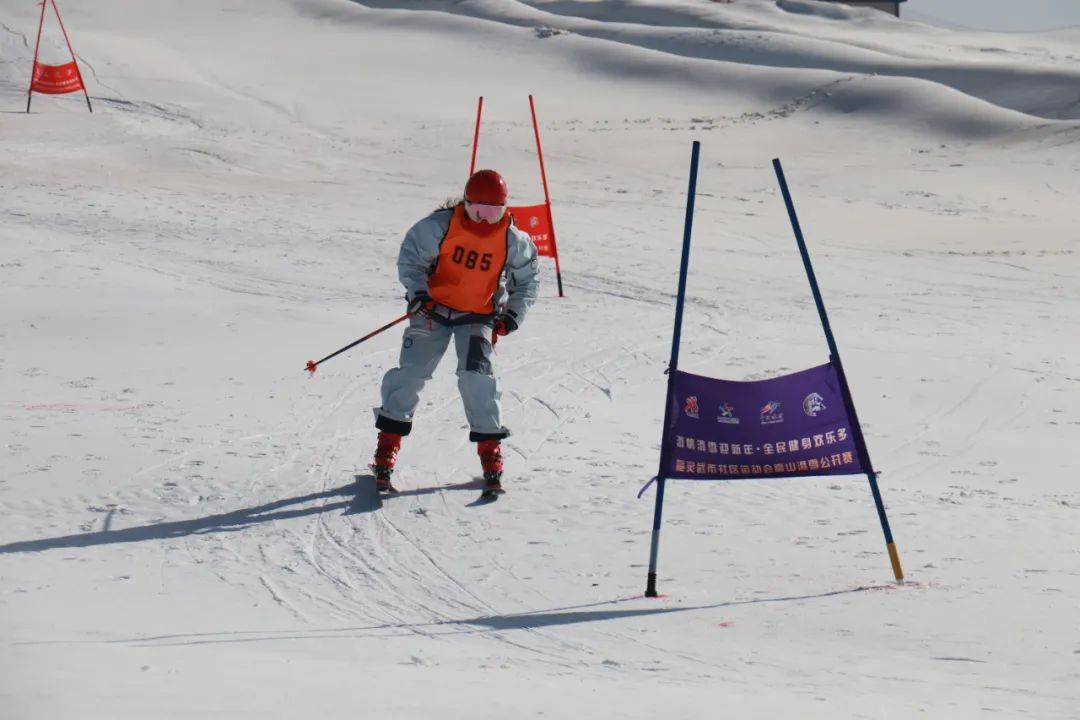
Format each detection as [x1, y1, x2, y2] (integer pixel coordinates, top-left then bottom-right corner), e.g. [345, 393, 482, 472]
[26, 0, 92, 113]
[469, 95, 563, 296]
[509, 203, 555, 257]
[31, 61, 84, 94]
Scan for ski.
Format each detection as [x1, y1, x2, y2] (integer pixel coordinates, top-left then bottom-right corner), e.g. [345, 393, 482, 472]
[370, 465, 398, 494]
[477, 471, 505, 502]
[478, 486, 505, 502]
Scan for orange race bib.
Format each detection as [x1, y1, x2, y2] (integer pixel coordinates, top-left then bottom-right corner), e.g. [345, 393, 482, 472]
[428, 205, 510, 314]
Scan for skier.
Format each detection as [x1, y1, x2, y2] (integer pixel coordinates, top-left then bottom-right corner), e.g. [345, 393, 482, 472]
[371, 169, 540, 497]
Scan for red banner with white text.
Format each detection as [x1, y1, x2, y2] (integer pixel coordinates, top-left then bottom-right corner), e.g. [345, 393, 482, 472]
[31, 61, 84, 94]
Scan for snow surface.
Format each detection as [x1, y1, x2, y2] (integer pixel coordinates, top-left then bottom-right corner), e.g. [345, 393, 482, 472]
[1, 0, 1079, 717]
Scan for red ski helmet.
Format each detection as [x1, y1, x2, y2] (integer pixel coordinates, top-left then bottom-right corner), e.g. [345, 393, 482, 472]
[464, 169, 508, 206]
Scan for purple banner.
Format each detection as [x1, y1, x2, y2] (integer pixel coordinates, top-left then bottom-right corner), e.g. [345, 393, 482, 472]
[662, 363, 866, 480]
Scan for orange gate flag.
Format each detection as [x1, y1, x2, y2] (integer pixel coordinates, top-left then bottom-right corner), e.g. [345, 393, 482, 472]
[26, 0, 92, 113]
[509, 203, 555, 258]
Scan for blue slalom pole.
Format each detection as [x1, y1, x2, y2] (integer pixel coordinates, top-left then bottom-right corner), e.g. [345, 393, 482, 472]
[646, 141, 700, 598]
[772, 158, 904, 583]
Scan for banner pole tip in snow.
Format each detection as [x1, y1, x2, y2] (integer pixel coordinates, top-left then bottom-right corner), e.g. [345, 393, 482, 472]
[888, 542, 904, 584]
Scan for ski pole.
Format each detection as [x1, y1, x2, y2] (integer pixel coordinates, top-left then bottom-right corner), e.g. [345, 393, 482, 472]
[305, 311, 414, 375]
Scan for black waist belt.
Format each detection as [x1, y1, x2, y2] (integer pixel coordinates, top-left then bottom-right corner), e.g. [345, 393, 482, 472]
[429, 308, 495, 327]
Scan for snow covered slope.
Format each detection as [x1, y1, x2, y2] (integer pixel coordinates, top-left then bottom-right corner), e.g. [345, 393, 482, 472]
[1, 1, 1078, 718]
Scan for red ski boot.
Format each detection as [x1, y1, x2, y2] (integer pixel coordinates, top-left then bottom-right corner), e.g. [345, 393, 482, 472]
[371, 432, 402, 493]
[477, 439, 505, 499]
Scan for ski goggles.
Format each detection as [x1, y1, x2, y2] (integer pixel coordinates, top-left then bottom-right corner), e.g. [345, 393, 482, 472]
[464, 200, 506, 223]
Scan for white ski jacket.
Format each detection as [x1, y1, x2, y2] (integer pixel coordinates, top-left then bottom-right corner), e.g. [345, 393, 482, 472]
[397, 206, 541, 324]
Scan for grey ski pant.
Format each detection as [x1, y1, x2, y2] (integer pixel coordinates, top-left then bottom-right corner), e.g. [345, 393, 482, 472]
[375, 314, 507, 439]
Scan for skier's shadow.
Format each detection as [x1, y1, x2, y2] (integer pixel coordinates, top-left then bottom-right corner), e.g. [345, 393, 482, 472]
[0, 477, 479, 555]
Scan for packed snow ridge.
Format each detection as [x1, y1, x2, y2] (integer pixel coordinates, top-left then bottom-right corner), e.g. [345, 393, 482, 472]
[347, 0, 1080, 123]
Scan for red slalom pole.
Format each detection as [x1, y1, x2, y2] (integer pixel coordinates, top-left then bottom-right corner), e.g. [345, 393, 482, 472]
[26, 0, 48, 113]
[51, 0, 92, 113]
[305, 311, 414, 375]
[469, 96, 483, 176]
[529, 95, 563, 297]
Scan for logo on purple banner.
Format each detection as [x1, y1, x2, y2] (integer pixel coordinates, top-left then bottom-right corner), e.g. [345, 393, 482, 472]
[662, 362, 866, 480]
[803, 393, 826, 417]
[759, 400, 784, 425]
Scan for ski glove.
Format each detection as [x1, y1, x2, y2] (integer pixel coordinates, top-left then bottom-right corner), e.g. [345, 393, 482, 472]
[408, 291, 436, 317]
[492, 311, 519, 337]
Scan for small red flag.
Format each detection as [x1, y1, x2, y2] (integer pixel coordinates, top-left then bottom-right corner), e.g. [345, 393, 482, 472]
[510, 203, 556, 258]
